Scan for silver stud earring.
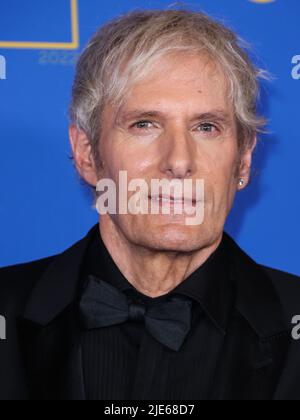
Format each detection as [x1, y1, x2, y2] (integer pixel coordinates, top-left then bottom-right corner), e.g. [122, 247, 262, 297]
[238, 178, 245, 187]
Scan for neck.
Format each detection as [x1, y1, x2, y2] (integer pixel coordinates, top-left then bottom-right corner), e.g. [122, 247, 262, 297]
[99, 217, 222, 298]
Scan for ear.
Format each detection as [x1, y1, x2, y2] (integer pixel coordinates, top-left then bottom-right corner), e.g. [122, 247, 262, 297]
[69, 125, 98, 187]
[238, 136, 257, 190]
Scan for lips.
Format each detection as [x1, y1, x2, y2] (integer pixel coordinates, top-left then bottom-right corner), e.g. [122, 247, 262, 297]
[149, 195, 198, 205]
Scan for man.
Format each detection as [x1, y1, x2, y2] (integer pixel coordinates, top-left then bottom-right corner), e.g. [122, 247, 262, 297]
[0, 9, 299, 401]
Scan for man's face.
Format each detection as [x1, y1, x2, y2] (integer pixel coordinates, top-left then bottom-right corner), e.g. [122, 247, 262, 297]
[94, 53, 251, 252]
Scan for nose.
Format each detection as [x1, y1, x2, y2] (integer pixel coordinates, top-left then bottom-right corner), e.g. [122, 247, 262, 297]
[159, 128, 197, 179]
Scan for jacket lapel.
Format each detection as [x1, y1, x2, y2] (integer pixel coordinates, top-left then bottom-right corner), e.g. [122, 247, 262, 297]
[18, 224, 99, 400]
[212, 234, 291, 400]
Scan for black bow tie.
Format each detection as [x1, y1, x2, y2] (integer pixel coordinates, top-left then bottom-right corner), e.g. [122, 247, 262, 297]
[80, 275, 193, 352]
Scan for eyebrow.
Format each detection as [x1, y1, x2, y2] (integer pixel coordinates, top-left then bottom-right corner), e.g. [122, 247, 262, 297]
[116, 109, 232, 125]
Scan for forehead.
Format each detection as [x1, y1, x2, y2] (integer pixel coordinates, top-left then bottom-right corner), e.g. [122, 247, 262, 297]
[102, 52, 234, 126]
[122, 52, 230, 112]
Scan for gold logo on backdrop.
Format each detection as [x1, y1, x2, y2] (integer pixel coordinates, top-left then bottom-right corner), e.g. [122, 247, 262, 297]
[250, 0, 275, 3]
[0, 0, 79, 50]
[0, 0, 276, 50]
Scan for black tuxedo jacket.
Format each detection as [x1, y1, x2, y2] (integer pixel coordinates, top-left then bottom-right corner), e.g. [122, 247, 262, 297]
[0, 225, 300, 400]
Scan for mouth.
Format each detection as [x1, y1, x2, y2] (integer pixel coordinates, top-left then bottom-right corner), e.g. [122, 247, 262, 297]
[149, 195, 199, 206]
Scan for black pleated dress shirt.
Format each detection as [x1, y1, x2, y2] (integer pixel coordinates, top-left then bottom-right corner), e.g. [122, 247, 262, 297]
[81, 229, 236, 400]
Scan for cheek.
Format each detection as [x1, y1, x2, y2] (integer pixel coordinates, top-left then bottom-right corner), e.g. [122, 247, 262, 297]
[203, 146, 239, 203]
[101, 145, 153, 184]
[204, 146, 238, 181]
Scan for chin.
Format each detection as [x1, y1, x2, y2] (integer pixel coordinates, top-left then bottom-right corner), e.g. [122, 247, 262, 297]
[140, 224, 211, 253]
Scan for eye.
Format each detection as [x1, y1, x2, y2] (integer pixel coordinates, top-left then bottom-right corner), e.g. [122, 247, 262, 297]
[131, 120, 154, 130]
[197, 122, 218, 133]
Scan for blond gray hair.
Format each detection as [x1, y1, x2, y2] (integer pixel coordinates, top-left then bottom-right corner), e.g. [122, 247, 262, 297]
[70, 9, 267, 164]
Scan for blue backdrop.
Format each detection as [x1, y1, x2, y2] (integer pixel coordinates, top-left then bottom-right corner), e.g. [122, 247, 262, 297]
[0, 0, 299, 275]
